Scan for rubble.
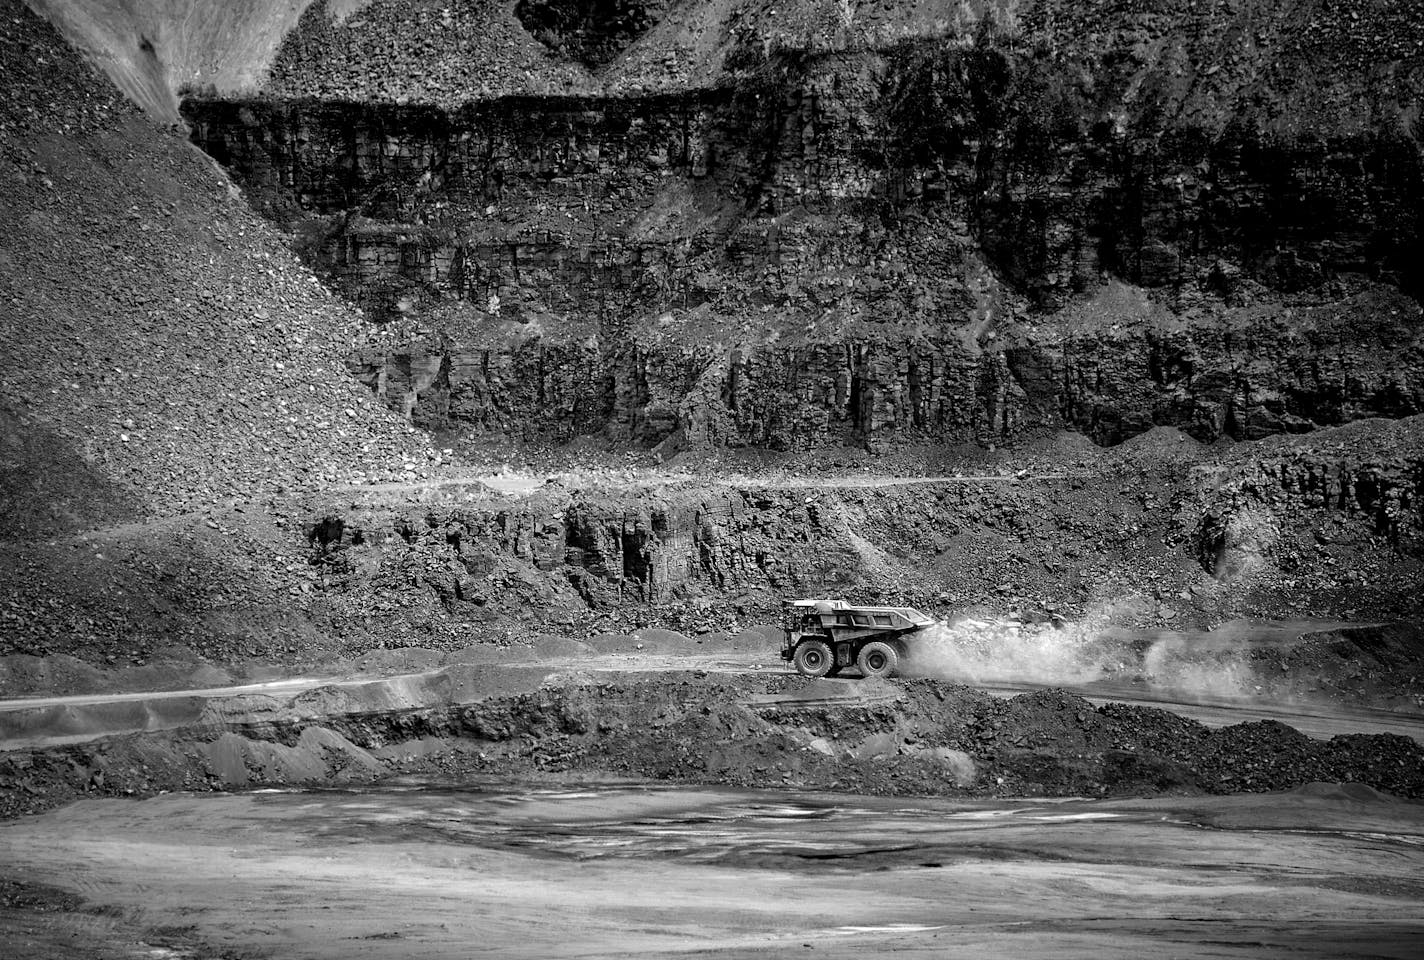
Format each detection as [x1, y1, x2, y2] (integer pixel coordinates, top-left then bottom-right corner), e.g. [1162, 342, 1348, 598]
[0, 0, 430, 538]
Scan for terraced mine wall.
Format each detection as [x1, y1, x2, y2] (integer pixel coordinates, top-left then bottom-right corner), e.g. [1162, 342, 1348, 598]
[181, 40, 1424, 449]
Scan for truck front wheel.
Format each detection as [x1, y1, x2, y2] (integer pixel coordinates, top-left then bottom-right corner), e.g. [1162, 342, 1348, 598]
[857, 641, 898, 679]
[793, 639, 833, 678]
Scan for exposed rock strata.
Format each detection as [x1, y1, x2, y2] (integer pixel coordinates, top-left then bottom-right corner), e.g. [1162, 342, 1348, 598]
[184, 19, 1424, 449]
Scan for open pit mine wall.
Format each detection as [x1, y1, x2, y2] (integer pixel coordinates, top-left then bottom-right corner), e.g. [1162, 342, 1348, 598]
[319, 486, 874, 617]
[181, 42, 1424, 449]
[311, 454, 1423, 630]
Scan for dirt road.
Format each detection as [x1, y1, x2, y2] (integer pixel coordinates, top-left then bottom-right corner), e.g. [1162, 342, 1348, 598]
[977, 678, 1424, 743]
[3, 651, 1422, 749]
[345, 469, 1069, 498]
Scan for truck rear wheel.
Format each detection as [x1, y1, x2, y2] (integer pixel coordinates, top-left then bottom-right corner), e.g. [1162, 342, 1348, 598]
[793, 639, 833, 678]
[857, 641, 898, 679]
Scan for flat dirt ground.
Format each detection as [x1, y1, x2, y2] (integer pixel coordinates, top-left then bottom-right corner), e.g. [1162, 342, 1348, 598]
[2, 780, 1422, 959]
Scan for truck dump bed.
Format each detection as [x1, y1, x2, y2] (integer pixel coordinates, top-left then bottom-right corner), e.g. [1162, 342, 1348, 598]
[784, 599, 935, 632]
[780, 598, 937, 678]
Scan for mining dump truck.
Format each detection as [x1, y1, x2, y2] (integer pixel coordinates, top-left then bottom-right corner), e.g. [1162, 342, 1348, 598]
[780, 598, 936, 678]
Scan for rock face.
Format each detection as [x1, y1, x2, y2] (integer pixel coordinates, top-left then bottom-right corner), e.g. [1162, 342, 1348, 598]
[293, 418, 1424, 651]
[181, 2, 1424, 450]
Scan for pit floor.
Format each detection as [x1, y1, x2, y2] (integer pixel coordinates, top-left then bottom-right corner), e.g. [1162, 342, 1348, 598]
[2, 779, 1422, 959]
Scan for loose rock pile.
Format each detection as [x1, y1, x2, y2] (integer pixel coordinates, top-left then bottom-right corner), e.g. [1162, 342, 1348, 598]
[264, 0, 597, 104]
[0, 0, 430, 533]
[256, 0, 1424, 118]
[0, 0, 441, 670]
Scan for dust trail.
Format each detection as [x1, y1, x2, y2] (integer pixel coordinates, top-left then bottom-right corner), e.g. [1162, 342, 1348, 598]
[901, 615, 1127, 686]
[902, 614, 1277, 701]
[1140, 631, 1261, 700]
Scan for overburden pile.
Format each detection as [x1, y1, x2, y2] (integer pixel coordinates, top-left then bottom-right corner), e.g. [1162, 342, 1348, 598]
[0, 0, 437, 670]
[0, 0, 429, 537]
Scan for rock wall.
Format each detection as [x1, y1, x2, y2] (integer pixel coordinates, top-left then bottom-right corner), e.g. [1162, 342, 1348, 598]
[182, 27, 1424, 450]
[301, 433, 1424, 647]
[336, 291, 1422, 449]
[1193, 439, 1424, 587]
[310, 484, 871, 623]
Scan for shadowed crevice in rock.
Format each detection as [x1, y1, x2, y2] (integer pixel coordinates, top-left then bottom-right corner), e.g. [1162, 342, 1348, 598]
[514, 0, 670, 67]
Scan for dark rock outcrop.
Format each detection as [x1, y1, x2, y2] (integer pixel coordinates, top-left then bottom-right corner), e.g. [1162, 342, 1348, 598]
[182, 2, 1424, 450]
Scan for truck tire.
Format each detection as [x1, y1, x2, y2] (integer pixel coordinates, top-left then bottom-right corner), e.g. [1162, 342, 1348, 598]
[793, 639, 833, 678]
[857, 641, 898, 679]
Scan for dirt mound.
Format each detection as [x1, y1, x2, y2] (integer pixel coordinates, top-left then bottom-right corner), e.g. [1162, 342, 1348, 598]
[265, 0, 596, 103]
[7, 673, 1423, 820]
[628, 628, 696, 653]
[1285, 781, 1402, 804]
[727, 625, 779, 652]
[250, 0, 1424, 127]
[1, 0, 429, 524]
[0, 652, 232, 698]
[0, 0, 441, 667]
[586, 632, 638, 654]
[585, 630, 695, 654]
[526, 634, 595, 659]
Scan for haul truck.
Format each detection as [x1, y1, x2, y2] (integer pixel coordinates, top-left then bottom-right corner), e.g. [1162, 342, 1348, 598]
[779, 598, 935, 679]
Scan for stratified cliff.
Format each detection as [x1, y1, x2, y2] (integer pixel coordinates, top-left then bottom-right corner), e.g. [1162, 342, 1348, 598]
[181, 0, 1424, 451]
